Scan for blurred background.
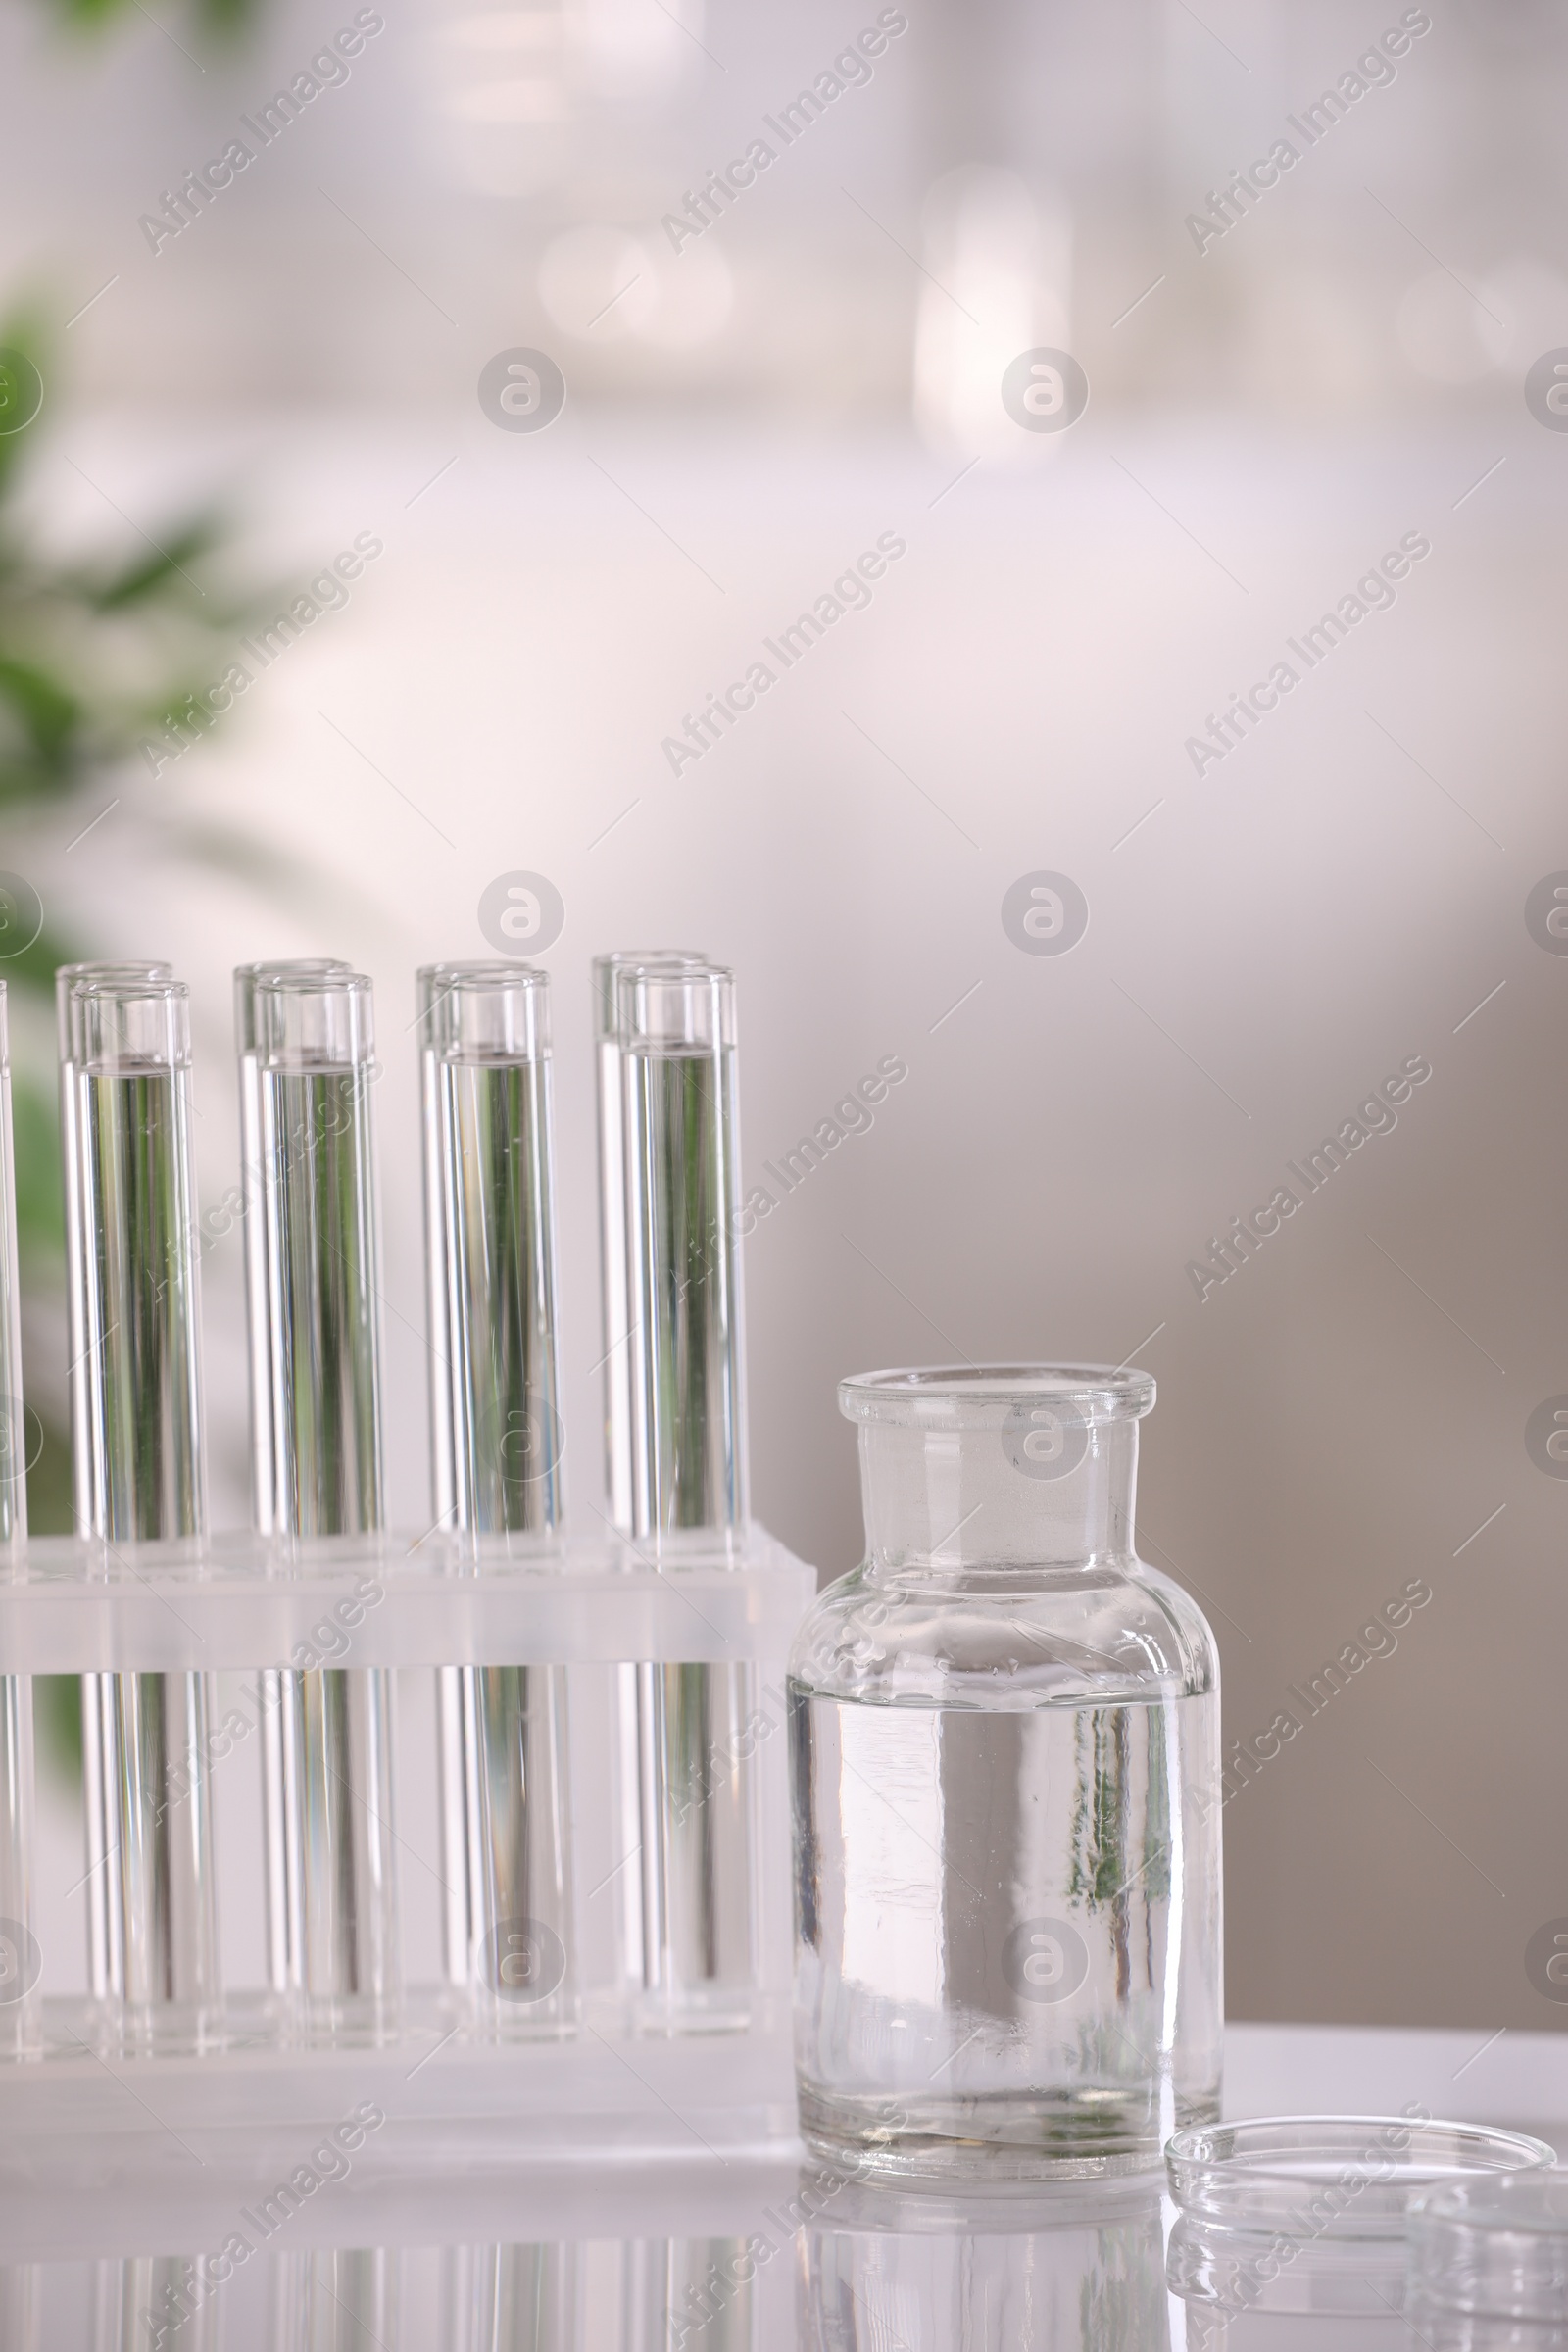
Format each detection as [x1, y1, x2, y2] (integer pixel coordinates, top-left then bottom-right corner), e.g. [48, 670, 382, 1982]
[0, 0, 1563, 2032]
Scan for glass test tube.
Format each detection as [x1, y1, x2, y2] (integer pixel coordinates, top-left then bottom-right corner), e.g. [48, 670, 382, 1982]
[271, 2248, 397, 2351]
[235, 959, 352, 2002]
[95, 2255, 220, 2352]
[592, 952, 706, 1532]
[250, 968, 397, 2044]
[57, 963, 173, 1541]
[59, 961, 172, 2039]
[66, 969, 219, 2049]
[442, 2244, 577, 2352]
[235, 963, 352, 1539]
[0, 981, 40, 2060]
[419, 963, 573, 2034]
[605, 960, 758, 2029]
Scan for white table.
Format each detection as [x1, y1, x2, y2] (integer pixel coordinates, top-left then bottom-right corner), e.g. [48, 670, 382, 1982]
[4, 2024, 1559, 2347]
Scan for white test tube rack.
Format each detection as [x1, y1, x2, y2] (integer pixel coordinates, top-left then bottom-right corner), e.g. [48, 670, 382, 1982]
[0, 1524, 811, 2187]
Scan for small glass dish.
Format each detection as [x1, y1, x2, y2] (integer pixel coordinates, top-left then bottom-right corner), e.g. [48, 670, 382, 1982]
[1408, 2171, 1568, 2343]
[1165, 2115, 1555, 2319]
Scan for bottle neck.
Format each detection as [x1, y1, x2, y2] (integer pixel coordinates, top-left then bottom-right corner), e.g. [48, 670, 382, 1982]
[858, 1415, 1138, 1573]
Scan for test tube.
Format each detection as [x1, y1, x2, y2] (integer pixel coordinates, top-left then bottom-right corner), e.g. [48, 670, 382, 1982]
[0, 981, 39, 2060]
[234, 958, 352, 2001]
[603, 960, 758, 2029]
[271, 2249, 397, 2350]
[592, 952, 706, 1531]
[56, 963, 172, 1538]
[65, 968, 219, 2050]
[442, 2244, 577, 2350]
[250, 968, 397, 2045]
[234, 962, 352, 1536]
[419, 963, 572, 2034]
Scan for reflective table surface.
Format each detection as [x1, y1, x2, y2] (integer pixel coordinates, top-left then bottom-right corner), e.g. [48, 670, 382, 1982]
[4, 2025, 1565, 2349]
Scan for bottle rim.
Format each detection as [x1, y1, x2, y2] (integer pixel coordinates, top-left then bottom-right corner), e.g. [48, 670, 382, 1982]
[839, 1362, 1155, 1427]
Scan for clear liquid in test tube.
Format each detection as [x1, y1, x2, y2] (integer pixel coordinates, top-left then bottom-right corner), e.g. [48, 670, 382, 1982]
[65, 968, 219, 2052]
[234, 959, 352, 2002]
[605, 960, 759, 2032]
[592, 952, 706, 1533]
[250, 968, 398, 2046]
[234, 962, 352, 1540]
[419, 962, 573, 2034]
[57, 963, 172, 1547]
[0, 982, 39, 2059]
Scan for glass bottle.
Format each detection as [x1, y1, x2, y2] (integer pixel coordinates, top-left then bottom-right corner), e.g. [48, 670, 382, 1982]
[789, 1364, 1221, 2183]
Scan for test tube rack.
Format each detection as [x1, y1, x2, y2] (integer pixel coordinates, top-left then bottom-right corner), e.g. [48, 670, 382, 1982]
[0, 1525, 811, 2186]
[0, 948, 813, 2189]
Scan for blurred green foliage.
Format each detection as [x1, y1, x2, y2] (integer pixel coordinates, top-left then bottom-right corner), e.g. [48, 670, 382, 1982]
[42, 0, 256, 42]
[0, 313, 270, 1727]
[0, 322, 259, 822]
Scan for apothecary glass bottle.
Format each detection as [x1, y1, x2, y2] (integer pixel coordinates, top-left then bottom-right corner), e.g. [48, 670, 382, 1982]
[789, 1364, 1222, 2182]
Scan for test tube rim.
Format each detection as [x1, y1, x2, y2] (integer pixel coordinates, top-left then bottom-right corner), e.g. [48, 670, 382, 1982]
[593, 949, 711, 1040]
[612, 959, 735, 1054]
[66, 970, 192, 1073]
[234, 958, 354, 1052]
[252, 966, 375, 1069]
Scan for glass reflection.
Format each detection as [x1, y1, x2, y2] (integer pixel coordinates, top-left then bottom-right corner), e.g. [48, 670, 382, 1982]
[799, 2172, 1172, 2352]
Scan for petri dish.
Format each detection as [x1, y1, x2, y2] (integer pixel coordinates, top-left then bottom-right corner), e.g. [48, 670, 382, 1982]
[1409, 2170, 1568, 2325]
[1164, 2115, 1554, 2320]
[1168, 2117, 1555, 2237]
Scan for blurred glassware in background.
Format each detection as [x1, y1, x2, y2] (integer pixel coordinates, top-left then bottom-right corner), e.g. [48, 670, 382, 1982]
[428, 0, 706, 197]
[538, 223, 734, 351]
[913, 167, 1070, 455]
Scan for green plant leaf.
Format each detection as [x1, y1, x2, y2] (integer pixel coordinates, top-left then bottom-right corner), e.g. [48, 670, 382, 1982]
[0, 655, 81, 760]
[85, 514, 223, 612]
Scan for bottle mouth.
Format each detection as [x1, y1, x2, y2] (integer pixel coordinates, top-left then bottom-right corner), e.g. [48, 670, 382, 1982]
[839, 1362, 1155, 1429]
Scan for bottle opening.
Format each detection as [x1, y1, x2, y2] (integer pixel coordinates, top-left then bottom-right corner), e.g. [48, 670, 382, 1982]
[840, 1363, 1156, 1429]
